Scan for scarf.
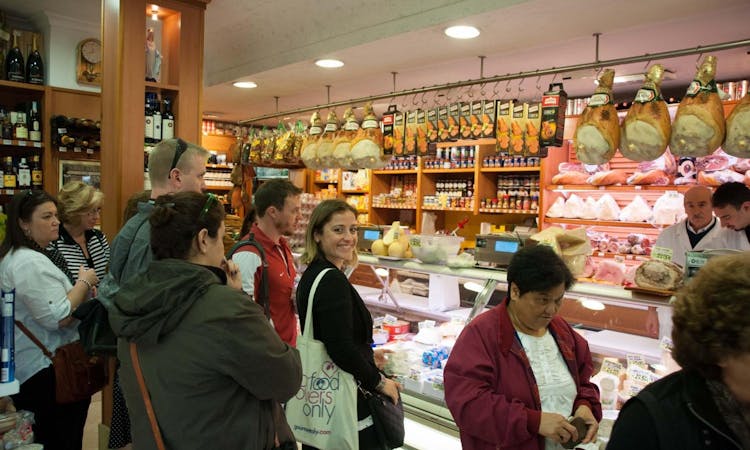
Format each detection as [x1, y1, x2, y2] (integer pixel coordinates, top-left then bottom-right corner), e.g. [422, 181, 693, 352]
[706, 379, 750, 449]
[26, 238, 75, 284]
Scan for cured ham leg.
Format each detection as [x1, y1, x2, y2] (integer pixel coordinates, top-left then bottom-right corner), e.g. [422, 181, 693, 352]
[724, 93, 750, 158]
[620, 64, 671, 162]
[670, 56, 725, 157]
[574, 69, 620, 164]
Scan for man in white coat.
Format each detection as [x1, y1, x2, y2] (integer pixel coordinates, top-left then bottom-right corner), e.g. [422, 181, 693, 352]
[655, 186, 748, 267]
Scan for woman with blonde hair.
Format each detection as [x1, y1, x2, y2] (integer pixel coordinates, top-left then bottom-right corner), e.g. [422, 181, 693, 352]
[53, 181, 110, 281]
[295, 199, 400, 450]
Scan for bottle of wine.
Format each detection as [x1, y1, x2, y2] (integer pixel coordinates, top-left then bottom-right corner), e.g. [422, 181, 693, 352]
[2, 156, 16, 188]
[161, 97, 175, 140]
[5, 32, 24, 82]
[13, 112, 28, 140]
[31, 155, 42, 188]
[26, 35, 44, 85]
[51, 115, 71, 132]
[57, 134, 75, 147]
[152, 99, 162, 142]
[28, 101, 41, 141]
[17, 157, 30, 189]
[144, 94, 154, 143]
[1, 114, 11, 139]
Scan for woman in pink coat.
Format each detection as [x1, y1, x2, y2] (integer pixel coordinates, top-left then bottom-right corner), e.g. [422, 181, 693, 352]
[444, 245, 601, 450]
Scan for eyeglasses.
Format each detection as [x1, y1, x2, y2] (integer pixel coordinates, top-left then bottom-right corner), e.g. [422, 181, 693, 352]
[169, 138, 188, 173]
[199, 193, 218, 220]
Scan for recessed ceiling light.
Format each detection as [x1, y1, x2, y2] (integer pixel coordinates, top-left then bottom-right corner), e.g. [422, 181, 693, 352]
[233, 81, 258, 89]
[315, 59, 344, 68]
[444, 25, 480, 39]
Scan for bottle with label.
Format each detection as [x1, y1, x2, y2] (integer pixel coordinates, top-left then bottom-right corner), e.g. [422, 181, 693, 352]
[28, 101, 41, 141]
[0, 160, 4, 188]
[16, 158, 30, 188]
[31, 155, 42, 188]
[1, 113, 11, 140]
[57, 134, 75, 148]
[2, 157, 16, 188]
[161, 98, 174, 140]
[26, 34, 44, 85]
[152, 99, 162, 142]
[13, 112, 28, 140]
[144, 94, 154, 143]
[4, 32, 24, 82]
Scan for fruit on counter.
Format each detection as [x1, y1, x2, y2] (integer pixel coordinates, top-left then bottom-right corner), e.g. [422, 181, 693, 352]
[574, 69, 620, 164]
[388, 241, 406, 258]
[670, 56, 725, 158]
[371, 221, 411, 257]
[635, 260, 683, 291]
[620, 64, 671, 162]
[723, 93, 750, 158]
[371, 239, 387, 256]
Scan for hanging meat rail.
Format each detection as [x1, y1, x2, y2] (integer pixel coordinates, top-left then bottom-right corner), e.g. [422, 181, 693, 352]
[238, 38, 750, 125]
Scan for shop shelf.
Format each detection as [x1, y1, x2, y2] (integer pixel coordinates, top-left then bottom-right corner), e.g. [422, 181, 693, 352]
[422, 168, 475, 174]
[372, 204, 417, 210]
[545, 217, 663, 229]
[478, 208, 538, 215]
[548, 184, 692, 192]
[0, 139, 44, 148]
[480, 166, 541, 173]
[435, 138, 496, 147]
[372, 169, 418, 175]
[421, 205, 473, 212]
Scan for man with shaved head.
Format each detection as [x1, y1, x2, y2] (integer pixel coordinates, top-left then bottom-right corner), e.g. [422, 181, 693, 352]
[655, 185, 748, 267]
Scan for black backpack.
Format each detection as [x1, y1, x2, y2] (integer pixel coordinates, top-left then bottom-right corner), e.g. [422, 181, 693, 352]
[226, 233, 271, 319]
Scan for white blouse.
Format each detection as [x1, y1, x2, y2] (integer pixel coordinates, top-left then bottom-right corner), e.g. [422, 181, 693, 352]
[0, 248, 78, 384]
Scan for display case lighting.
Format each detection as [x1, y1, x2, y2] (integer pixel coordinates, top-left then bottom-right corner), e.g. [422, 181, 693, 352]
[151, 5, 159, 21]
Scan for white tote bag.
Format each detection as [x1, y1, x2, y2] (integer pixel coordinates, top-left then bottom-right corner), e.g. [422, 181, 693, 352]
[286, 268, 359, 449]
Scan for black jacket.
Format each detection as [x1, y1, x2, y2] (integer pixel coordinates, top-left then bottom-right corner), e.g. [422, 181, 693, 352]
[607, 369, 742, 450]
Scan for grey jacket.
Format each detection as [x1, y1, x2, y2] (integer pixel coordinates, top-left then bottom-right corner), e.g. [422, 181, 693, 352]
[110, 259, 302, 450]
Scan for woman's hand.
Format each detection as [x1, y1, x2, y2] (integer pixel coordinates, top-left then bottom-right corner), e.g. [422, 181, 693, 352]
[78, 266, 99, 289]
[574, 404, 599, 444]
[538, 412, 578, 445]
[374, 348, 393, 370]
[221, 259, 242, 290]
[377, 377, 402, 405]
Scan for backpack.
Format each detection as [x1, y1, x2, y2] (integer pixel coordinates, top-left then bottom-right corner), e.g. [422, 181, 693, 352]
[226, 233, 271, 319]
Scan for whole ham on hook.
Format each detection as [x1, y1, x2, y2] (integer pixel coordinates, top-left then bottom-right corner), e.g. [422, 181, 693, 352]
[724, 93, 750, 158]
[620, 64, 671, 162]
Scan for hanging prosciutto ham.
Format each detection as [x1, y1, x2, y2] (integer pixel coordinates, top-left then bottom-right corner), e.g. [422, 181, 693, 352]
[724, 93, 750, 158]
[620, 64, 671, 162]
[574, 69, 620, 164]
[670, 56, 725, 157]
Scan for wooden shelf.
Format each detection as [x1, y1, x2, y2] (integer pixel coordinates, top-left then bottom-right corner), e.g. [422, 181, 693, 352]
[342, 189, 368, 194]
[356, 208, 369, 213]
[480, 166, 541, 173]
[0, 139, 44, 149]
[205, 185, 232, 191]
[421, 205, 473, 212]
[422, 168, 475, 174]
[206, 163, 234, 169]
[545, 217, 663, 229]
[202, 133, 238, 138]
[254, 162, 305, 169]
[314, 179, 338, 184]
[548, 184, 692, 192]
[372, 169, 418, 175]
[0, 79, 46, 92]
[144, 81, 180, 92]
[372, 204, 417, 210]
[56, 150, 99, 160]
[591, 251, 650, 261]
[478, 208, 538, 215]
[435, 138, 495, 147]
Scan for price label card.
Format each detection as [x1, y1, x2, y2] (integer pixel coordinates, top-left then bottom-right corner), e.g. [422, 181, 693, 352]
[660, 336, 674, 352]
[2, 140, 10, 145]
[601, 359, 624, 376]
[17, 140, 26, 146]
[86, 148, 94, 154]
[383, 314, 399, 325]
[73, 147, 82, 153]
[58, 146, 67, 152]
[33, 142, 41, 148]
[651, 246, 673, 263]
[57, 128, 67, 134]
[626, 354, 648, 369]
[629, 366, 654, 385]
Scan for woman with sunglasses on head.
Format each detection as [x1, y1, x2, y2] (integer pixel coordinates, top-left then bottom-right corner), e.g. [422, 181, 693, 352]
[0, 190, 99, 450]
[109, 192, 301, 450]
[52, 181, 110, 283]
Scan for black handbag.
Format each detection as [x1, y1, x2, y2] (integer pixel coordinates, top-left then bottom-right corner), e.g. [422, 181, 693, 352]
[360, 385, 405, 449]
[72, 298, 117, 355]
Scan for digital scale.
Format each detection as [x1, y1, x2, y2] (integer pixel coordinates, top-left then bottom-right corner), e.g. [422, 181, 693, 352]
[357, 225, 384, 253]
[474, 233, 523, 268]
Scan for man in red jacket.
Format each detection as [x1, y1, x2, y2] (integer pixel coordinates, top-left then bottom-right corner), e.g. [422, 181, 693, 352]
[231, 179, 302, 345]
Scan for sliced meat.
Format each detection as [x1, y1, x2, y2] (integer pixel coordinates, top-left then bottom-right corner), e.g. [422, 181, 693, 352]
[733, 158, 750, 173]
[593, 260, 626, 285]
[636, 149, 677, 175]
[627, 169, 671, 185]
[697, 169, 746, 186]
[588, 169, 629, 186]
[696, 153, 730, 172]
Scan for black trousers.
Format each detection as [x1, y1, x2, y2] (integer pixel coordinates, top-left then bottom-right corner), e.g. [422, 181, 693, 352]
[11, 365, 91, 450]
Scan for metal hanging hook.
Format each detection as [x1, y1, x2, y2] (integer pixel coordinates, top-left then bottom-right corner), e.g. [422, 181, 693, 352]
[695, 50, 704, 69]
[421, 91, 429, 105]
[535, 76, 542, 91]
[492, 81, 501, 97]
[505, 80, 513, 93]
[480, 82, 487, 97]
[412, 93, 420, 106]
[517, 78, 526, 93]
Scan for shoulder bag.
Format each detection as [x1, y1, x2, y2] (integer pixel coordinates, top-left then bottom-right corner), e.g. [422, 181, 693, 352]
[285, 268, 360, 450]
[358, 384, 405, 449]
[15, 321, 106, 404]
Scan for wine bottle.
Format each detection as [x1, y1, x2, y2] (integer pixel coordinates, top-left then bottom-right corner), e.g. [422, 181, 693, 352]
[52, 115, 71, 132]
[144, 94, 154, 143]
[28, 101, 41, 141]
[17, 157, 30, 189]
[161, 97, 174, 140]
[5, 32, 24, 82]
[57, 134, 75, 147]
[152, 99, 162, 142]
[26, 35, 44, 85]
[31, 155, 42, 188]
[13, 112, 28, 140]
[2, 157, 16, 188]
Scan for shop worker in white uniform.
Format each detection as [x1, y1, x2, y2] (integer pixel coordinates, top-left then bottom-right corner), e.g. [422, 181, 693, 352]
[654, 186, 749, 268]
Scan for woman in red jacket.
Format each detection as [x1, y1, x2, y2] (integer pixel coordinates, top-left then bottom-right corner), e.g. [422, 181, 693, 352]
[444, 245, 601, 450]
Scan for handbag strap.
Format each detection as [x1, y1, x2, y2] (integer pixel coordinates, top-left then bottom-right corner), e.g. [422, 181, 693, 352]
[14, 320, 53, 359]
[130, 342, 166, 450]
[301, 268, 333, 339]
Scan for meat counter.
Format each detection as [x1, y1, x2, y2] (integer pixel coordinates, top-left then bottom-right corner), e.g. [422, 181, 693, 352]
[352, 254, 676, 449]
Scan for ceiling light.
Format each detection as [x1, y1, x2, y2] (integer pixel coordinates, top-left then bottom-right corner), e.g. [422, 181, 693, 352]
[463, 281, 484, 293]
[580, 299, 606, 311]
[151, 5, 158, 21]
[233, 81, 258, 89]
[315, 59, 344, 68]
[444, 25, 480, 39]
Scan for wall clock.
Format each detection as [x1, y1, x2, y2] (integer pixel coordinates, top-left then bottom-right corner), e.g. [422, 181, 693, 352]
[76, 38, 102, 85]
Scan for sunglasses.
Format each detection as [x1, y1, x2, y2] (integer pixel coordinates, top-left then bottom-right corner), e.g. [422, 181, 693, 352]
[199, 193, 219, 220]
[169, 138, 188, 173]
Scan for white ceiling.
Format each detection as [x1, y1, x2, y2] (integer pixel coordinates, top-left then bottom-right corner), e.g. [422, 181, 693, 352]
[2, 0, 750, 127]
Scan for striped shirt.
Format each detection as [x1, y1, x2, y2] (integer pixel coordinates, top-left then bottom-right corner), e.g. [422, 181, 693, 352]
[52, 226, 111, 281]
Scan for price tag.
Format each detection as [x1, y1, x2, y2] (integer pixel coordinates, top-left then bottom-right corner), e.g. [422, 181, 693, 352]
[634, 185, 642, 190]
[660, 336, 674, 352]
[685, 251, 710, 279]
[2, 140, 10, 145]
[626, 354, 648, 369]
[629, 366, 654, 385]
[33, 142, 41, 148]
[59, 146, 67, 152]
[17, 140, 26, 146]
[383, 314, 399, 325]
[86, 148, 94, 154]
[601, 359, 623, 376]
[73, 147, 82, 153]
[651, 246, 673, 263]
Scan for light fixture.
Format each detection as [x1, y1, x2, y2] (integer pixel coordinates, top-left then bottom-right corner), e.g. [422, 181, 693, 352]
[444, 25, 480, 39]
[151, 5, 158, 21]
[233, 81, 258, 89]
[463, 281, 484, 293]
[580, 299, 606, 311]
[315, 59, 344, 69]
[375, 268, 389, 277]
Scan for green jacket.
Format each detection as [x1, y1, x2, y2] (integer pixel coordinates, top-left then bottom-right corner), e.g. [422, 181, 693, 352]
[110, 259, 301, 450]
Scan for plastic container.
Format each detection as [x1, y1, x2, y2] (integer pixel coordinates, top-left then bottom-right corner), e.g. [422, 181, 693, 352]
[408, 234, 464, 264]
